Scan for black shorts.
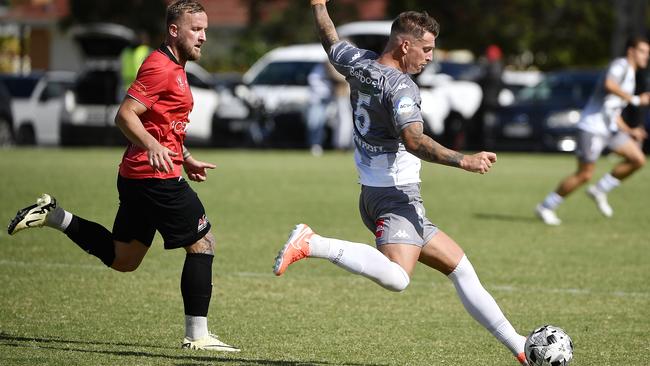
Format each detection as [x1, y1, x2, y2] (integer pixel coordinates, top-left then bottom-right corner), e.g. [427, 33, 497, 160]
[113, 175, 211, 249]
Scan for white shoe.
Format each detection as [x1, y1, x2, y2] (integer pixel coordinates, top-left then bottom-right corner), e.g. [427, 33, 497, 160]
[586, 185, 613, 217]
[7, 194, 57, 235]
[181, 333, 240, 352]
[535, 204, 561, 226]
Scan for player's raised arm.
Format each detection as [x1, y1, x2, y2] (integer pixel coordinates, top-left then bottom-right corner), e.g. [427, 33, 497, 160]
[311, 0, 339, 53]
[401, 122, 497, 174]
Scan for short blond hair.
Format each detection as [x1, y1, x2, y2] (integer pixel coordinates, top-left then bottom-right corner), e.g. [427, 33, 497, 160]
[166, 0, 205, 27]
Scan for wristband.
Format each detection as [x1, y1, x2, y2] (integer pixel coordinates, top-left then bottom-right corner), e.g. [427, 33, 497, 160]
[183, 148, 191, 159]
[630, 95, 640, 106]
[311, 0, 327, 5]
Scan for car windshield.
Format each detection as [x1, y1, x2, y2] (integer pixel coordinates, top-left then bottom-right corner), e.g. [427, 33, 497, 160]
[1, 74, 40, 98]
[74, 70, 120, 104]
[251, 61, 317, 86]
[515, 73, 599, 103]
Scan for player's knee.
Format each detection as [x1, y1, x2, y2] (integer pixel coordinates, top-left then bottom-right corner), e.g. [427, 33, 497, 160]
[111, 258, 141, 272]
[631, 154, 646, 169]
[112, 263, 139, 272]
[185, 232, 215, 255]
[576, 170, 593, 183]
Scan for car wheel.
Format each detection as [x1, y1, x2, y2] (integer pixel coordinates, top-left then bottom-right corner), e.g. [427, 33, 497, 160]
[0, 117, 15, 147]
[16, 124, 36, 145]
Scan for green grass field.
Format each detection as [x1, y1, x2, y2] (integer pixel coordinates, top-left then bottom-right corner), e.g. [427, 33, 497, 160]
[0, 148, 648, 365]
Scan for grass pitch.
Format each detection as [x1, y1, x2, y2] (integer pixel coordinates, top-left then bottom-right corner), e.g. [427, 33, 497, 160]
[0, 148, 648, 365]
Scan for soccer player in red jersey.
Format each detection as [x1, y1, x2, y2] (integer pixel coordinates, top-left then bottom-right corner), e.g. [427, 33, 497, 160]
[8, 0, 239, 352]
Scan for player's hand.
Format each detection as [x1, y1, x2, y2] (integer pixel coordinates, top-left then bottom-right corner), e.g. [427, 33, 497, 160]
[462, 151, 497, 174]
[639, 92, 650, 106]
[629, 127, 648, 142]
[147, 143, 177, 173]
[183, 156, 216, 182]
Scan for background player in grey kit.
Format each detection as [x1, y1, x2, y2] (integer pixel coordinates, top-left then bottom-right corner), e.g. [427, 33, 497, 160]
[536, 37, 650, 225]
[274, 1, 530, 364]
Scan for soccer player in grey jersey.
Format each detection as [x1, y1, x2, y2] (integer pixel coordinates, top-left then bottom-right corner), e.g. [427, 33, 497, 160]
[274, 1, 529, 364]
[536, 37, 649, 225]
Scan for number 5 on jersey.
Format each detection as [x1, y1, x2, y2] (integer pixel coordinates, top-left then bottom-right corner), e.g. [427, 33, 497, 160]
[354, 91, 372, 136]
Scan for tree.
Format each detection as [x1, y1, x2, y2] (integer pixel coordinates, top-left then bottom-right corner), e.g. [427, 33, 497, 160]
[65, 0, 166, 44]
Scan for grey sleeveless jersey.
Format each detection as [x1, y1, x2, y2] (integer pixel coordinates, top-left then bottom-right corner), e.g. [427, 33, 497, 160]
[577, 57, 636, 136]
[329, 41, 423, 187]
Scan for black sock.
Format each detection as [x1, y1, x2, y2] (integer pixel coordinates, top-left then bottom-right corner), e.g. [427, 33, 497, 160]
[180, 253, 213, 316]
[64, 215, 116, 267]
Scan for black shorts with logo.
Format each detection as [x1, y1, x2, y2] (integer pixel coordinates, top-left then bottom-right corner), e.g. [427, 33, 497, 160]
[113, 175, 211, 249]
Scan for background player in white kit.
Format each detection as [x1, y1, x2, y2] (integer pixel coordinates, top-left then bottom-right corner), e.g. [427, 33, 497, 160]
[274, 1, 530, 364]
[536, 37, 650, 225]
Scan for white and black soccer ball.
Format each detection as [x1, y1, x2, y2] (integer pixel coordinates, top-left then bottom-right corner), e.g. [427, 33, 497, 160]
[524, 325, 573, 366]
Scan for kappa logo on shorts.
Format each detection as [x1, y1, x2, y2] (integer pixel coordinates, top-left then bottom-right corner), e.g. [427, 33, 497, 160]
[392, 230, 410, 239]
[197, 214, 209, 232]
[375, 219, 385, 239]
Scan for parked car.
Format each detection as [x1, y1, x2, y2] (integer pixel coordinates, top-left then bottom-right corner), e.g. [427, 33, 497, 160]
[2, 71, 75, 145]
[60, 23, 219, 146]
[238, 43, 328, 147]
[482, 69, 602, 151]
[226, 21, 484, 149]
[0, 77, 15, 146]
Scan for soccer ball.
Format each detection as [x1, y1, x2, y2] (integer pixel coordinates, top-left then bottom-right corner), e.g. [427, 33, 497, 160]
[524, 325, 573, 366]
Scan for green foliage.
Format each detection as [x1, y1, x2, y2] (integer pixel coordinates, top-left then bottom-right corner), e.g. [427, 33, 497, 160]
[1, 149, 649, 365]
[65, 0, 166, 44]
[389, 0, 615, 69]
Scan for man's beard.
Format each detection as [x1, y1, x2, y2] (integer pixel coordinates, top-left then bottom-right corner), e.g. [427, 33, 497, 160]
[179, 42, 201, 61]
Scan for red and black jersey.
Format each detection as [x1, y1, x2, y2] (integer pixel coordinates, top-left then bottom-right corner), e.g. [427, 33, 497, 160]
[119, 45, 193, 179]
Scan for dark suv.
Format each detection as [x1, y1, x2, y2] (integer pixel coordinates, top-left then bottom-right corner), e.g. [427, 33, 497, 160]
[483, 69, 602, 151]
[60, 23, 136, 145]
[0, 78, 14, 146]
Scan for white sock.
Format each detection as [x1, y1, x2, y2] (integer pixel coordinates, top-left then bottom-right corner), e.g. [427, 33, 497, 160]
[44, 207, 73, 232]
[309, 235, 410, 292]
[185, 315, 208, 340]
[595, 173, 620, 194]
[448, 255, 525, 356]
[541, 191, 563, 210]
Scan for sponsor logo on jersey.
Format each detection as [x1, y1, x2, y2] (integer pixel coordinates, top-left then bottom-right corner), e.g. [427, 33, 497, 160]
[396, 96, 416, 115]
[375, 219, 385, 238]
[396, 82, 410, 91]
[197, 214, 209, 232]
[353, 134, 385, 153]
[349, 68, 380, 89]
[171, 120, 190, 133]
[176, 75, 187, 93]
[392, 229, 410, 239]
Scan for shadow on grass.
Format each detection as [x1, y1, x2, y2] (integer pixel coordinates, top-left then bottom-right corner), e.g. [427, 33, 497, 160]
[473, 212, 538, 223]
[0, 332, 386, 366]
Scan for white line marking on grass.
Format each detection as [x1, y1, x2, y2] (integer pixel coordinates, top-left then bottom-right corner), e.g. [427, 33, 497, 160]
[2, 259, 648, 299]
[0, 259, 104, 271]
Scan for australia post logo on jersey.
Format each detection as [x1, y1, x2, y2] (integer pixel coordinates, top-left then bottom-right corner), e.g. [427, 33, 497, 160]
[395, 96, 416, 116]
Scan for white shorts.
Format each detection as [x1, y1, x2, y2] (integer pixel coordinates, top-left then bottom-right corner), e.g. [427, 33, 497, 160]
[575, 130, 630, 163]
[359, 183, 438, 247]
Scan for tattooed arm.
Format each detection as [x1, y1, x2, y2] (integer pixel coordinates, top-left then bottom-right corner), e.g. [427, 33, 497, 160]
[311, 1, 339, 53]
[401, 122, 497, 174]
